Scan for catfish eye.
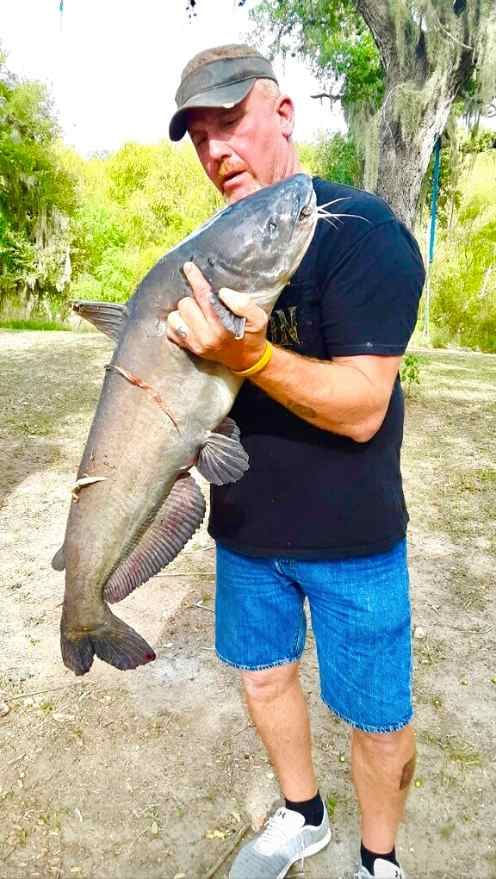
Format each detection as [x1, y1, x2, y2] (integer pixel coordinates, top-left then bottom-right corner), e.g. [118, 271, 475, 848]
[268, 219, 277, 234]
[299, 205, 312, 221]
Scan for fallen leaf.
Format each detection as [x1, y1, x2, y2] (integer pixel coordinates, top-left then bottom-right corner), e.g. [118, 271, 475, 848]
[206, 829, 228, 839]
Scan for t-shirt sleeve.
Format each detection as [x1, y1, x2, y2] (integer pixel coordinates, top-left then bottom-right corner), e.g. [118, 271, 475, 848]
[319, 219, 425, 357]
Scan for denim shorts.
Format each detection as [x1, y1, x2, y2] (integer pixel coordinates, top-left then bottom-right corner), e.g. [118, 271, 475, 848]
[215, 539, 413, 733]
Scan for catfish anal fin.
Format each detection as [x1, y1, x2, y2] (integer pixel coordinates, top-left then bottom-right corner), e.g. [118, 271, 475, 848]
[103, 474, 206, 604]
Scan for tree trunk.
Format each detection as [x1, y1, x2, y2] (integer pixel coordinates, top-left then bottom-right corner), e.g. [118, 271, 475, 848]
[375, 82, 454, 228]
[355, 0, 486, 228]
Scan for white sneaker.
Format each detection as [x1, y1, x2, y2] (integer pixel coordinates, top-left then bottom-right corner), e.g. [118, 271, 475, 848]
[229, 805, 331, 879]
[355, 859, 407, 878]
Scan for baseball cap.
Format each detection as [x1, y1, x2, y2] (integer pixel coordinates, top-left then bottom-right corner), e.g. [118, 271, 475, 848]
[169, 44, 278, 142]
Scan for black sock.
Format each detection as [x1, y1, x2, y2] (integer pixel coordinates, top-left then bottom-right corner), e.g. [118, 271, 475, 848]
[360, 842, 398, 875]
[284, 790, 324, 826]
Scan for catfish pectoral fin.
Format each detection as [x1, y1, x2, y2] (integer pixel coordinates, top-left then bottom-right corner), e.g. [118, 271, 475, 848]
[196, 424, 249, 485]
[208, 292, 246, 339]
[214, 416, 241, 442]
[61, 608, 156, 676]
[103, 473, 206, 605]
[71, 300, 128, 342]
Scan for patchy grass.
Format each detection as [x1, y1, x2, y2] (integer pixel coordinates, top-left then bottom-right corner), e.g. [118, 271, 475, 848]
[419, 732, 482, 768]
[0, 318, 70, 332]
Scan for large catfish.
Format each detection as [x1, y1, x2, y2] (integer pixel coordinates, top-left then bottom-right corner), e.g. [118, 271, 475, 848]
[55, 173, 317, 676]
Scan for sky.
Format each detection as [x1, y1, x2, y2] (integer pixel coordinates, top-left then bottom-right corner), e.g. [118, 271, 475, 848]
[0, 0, 346, 155]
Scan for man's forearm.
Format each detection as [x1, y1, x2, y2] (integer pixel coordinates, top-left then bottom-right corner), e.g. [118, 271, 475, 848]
[249, 345, 391, 442]
[165, 267, 398, 442]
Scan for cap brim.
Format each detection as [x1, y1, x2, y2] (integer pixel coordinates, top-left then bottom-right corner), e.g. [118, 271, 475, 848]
[169, 79, 256, 142]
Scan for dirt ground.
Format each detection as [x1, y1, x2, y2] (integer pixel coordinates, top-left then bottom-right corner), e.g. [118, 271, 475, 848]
[0, 330, 495, 879]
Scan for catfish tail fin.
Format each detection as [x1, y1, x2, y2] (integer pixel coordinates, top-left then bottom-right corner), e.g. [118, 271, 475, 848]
[61, 607, 156, 676]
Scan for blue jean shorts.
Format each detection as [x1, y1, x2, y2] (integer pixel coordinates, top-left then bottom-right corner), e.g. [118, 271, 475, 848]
[215, 539, 413, 733]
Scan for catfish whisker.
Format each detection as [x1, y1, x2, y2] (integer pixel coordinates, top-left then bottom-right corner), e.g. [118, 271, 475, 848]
[333, 212, 370, 223]
[317, 209, 344, 224]
[317, 215, 340, 229]
[317, 197, 352, 210]
[318, 209, 370, 224]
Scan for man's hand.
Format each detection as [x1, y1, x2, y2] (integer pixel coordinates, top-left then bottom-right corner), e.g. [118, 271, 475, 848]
[167, 262, 269, 372]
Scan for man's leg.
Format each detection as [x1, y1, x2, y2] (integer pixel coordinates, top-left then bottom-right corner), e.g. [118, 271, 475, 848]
[241, 661, 317, 801]
[352, 724, 416, 852]
[215, 546, 331, 878]
[297, 540, 413, 874]
[229, 661, 331, 879]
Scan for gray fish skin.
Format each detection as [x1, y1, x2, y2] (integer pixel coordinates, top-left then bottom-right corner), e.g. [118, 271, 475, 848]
[59, 173, 317, 676]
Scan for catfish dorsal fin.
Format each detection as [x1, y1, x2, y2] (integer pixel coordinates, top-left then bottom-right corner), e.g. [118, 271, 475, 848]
[72, 300, 128, 342]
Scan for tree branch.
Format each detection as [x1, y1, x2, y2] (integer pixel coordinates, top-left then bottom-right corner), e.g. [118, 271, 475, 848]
[353, 0, 399, 70]
[431, 10, 474, 51]
[310, 91, 343, 104]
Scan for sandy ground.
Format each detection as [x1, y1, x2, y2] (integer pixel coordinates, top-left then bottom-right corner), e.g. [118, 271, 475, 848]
[0, 331, 495, 879]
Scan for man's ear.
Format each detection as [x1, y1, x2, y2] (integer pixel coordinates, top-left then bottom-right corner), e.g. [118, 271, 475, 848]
[276, 95, 296, 139]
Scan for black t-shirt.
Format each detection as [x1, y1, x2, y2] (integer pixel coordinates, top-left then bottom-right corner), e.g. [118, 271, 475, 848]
[208, 177, 425, 558]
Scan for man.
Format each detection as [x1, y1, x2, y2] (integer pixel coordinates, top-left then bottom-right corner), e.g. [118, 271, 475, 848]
[167, 44, 425, 879]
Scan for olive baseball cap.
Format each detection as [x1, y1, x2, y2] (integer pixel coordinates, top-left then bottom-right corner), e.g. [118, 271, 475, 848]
[169, 45, 278, 142]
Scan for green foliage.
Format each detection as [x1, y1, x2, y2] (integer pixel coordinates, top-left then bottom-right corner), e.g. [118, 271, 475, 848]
[1, 53, 222, 316]
[461, 129, 496, 156]
[298, 134, 363, 186]
[0, 317, 69, 331]
[0, 52, 76, 314]
[429, 151, 496, 353]
[251, 0, 384, 119]
[315, 133, 363, 186]
[325, 794, 337, 820]
[64, 140, 221, 304]
[419, 128, 496, 230]
[400, 353, 422, 394]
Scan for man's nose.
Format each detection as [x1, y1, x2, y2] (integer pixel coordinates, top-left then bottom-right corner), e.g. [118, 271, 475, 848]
[208, 138, 231, 162]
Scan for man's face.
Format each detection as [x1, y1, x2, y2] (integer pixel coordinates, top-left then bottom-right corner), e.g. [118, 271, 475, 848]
[186, 82, 294, 204]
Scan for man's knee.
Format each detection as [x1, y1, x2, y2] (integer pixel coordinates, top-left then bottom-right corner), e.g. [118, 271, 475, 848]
[241, 662, 300, 704]
[352, 724, 416, 783]
[354, 723, 415, 750]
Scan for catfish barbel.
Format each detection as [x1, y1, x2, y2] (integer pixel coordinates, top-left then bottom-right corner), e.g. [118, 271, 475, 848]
[54, 173, 318, 676]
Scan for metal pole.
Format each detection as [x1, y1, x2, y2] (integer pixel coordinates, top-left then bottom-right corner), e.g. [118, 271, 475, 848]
[424, 137, 442, 339]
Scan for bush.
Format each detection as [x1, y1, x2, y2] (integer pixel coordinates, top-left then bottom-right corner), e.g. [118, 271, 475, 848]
[400, 353, 422, 394]
[428, 150, 496, 353]
[65, 141, 221, 306]
[298, 134, 363, 186]
[0, 55, 76, 312]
